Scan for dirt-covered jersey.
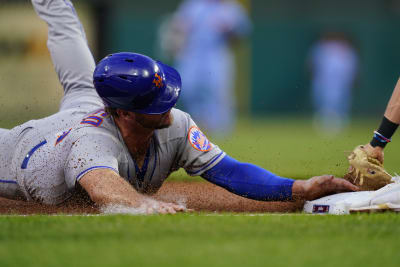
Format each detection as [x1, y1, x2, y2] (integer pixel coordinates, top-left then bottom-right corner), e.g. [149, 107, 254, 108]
[11, 108, 224, 204]
[0, 0, 225, 205]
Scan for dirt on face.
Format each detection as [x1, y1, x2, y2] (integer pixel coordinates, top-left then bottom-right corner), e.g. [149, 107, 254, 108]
[0, 181, 304, 215]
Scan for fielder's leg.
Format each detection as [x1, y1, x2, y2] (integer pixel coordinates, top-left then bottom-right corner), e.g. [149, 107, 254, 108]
[31, 0, 103, 112]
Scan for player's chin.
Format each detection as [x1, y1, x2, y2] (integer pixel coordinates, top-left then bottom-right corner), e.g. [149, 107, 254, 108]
[143, 113, 173, 129]
[155, 116, 173, 129]
[155, 123, 171, 129]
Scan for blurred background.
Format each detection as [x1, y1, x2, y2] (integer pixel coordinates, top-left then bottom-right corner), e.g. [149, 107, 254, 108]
[0, 0, 399, 178]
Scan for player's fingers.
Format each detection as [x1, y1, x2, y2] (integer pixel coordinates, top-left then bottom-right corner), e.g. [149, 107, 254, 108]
[169, 205, 184, 213]
[172, 204, 186, 212]
[160, 202, 185, 212]
[158, 207, 168, 214]
[157, 204, 168, 214]
[162, 204, 177, 214]
[332, 177, 359, 192]
[160, 203, 178, 214]
[158, 204, 168, 214]
[167, 206, 177, 214]
[363, 143, 384, 164]
[378, 153, 384, 164]
[156, 201, 187, 214]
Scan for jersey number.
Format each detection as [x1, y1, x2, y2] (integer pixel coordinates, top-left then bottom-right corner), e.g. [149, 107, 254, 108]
[80, 110, 108, 127]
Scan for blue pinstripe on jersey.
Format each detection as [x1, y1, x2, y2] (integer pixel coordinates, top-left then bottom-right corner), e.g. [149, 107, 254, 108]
[76, 166, 118, 181]
[0, 179, 17, 184]
[21, 140, 47, 169]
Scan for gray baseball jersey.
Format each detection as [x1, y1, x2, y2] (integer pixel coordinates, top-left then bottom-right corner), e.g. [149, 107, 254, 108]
[0, 0, 225, 204]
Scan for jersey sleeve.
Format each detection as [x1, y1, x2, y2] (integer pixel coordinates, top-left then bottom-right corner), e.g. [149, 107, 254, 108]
[175, 112, 226, 176]
[64, 128, 122, 189]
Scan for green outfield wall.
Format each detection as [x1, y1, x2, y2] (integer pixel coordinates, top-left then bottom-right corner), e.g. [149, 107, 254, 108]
[97, 0, 400, 117]
[251, 0, 400, 116]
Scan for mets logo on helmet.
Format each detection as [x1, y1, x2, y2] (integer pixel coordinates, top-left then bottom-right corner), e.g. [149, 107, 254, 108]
[188, 126, 212, 152]
[152, 73, 163, 88]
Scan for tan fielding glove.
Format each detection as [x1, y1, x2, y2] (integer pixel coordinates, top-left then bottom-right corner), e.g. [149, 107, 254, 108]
[344, 145, 393, 191]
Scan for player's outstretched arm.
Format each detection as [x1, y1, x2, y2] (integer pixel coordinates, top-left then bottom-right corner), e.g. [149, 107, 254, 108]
[202, 156, 358, 201]
[363, 77, 400, 162]
[78, 169, 186, 214]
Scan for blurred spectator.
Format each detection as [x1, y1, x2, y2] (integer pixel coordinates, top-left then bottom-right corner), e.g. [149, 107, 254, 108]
[162, 0, 251, 137]
[308, 32, 359, 135]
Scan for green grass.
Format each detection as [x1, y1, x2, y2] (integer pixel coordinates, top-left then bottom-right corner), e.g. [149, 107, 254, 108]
[170, 116, 400, 181]
[0, 213, 399, 267]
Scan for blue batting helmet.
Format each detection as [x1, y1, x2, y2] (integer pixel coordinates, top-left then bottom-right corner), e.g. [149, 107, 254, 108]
[93, 52, 181, 114]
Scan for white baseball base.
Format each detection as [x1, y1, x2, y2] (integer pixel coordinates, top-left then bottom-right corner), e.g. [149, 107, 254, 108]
[303, 177, 400, 215]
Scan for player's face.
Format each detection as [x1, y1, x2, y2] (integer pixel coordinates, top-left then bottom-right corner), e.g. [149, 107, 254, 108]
[135, 110, 173, 129]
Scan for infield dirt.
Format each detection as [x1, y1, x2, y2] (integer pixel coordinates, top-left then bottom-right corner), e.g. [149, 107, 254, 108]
[0, 181, 304, 215]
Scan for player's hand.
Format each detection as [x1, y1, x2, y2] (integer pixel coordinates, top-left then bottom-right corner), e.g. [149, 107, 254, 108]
[292, 175, 359, 201]
[362, 143, 384, 164]
[142, 199, 189, 214]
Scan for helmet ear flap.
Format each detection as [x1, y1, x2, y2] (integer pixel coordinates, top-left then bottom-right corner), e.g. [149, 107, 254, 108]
[93, 52, 181, 114]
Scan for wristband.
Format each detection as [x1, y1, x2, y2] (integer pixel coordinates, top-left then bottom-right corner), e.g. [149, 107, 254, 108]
[370, 116, 399, 148]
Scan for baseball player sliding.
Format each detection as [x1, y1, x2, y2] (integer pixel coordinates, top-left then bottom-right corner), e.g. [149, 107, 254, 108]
[0, 0, 357, 214]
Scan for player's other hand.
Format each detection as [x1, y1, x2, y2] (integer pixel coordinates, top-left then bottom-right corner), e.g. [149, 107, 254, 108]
[362, 143, 384, 164]
[292, 175, 359, 201]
